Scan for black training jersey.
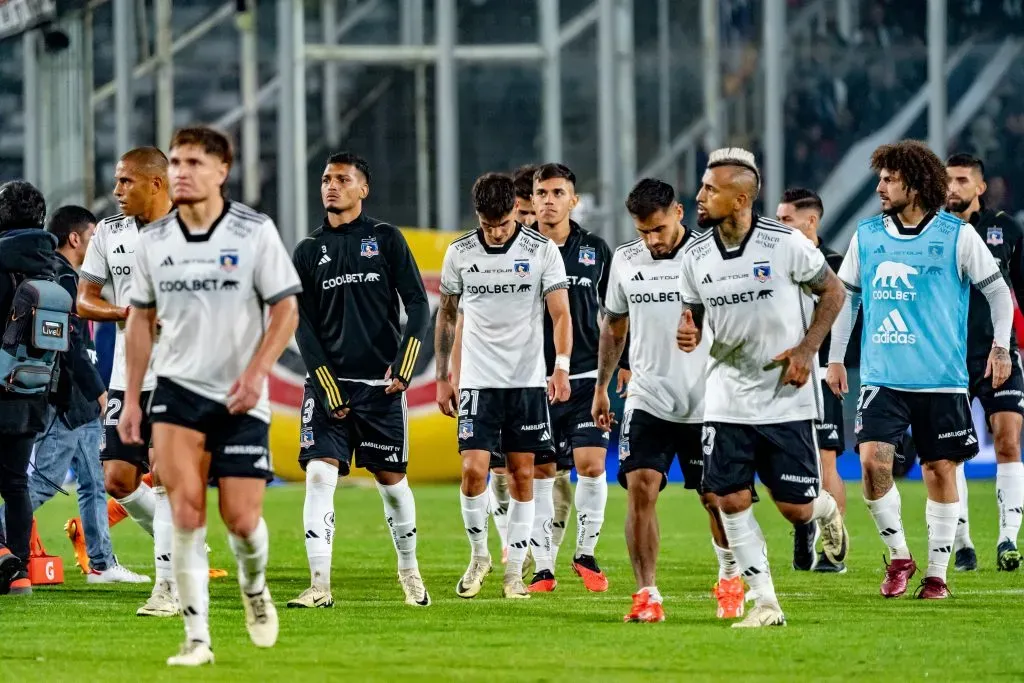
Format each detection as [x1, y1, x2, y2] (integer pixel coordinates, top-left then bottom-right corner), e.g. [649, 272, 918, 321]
[292, 213, 430, 413]
[541, 221, 612, 377]
[817, 241, 844, 369]
[966, 207, 1024, 363]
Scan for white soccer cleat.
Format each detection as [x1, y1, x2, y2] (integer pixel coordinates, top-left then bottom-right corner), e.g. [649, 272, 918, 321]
[87, 563, 151, 584]
[732, 603, 786, 629]
[502, 574, 530, 599]
[137, 579, 180, 617]
[286, 585, 334, 608]
[456, 556, 492, 598]
[399, 568, 431, 606]
[817, 506, 850, 565]
[167, 640, 215, 667]
[241, 586, 279, 648]
[521, 548, 534, 579]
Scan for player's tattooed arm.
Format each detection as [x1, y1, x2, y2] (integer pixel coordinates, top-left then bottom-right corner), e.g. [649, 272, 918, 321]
[799, 264, 846, 354]
[434, 293, 460, 380]
[596, 312, 629, 391]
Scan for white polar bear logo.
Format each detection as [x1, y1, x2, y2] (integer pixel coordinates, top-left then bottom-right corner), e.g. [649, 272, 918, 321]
[872, 261, 918, 289]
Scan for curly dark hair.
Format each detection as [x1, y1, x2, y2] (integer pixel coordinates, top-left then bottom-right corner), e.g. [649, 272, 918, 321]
[870, 140, 947, 212]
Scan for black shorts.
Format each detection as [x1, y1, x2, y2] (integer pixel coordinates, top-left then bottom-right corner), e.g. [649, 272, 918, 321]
[148, 378, 273, 481]
[969, 356, 1024, 423]
[815, 381, 845, 453]
[550, 377, 609, 471]
[617, 408, 704, 491]
[703, 420, 821, 504]
[299, 381, 407, 477]
[99, 389, 153, 472]
[855, 385, 978, 464]
[457, 387, 554, 459]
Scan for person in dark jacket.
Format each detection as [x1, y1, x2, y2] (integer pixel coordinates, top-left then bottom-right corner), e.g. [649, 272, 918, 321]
[0, 180, 58, 595]
[0, 206, 149, 584]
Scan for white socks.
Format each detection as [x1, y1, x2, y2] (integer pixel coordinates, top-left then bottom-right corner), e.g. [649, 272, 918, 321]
[574, 474, 607, 558]
[303, 460, 338, 589]
[865, 485, 911, 560]
[118, 482, 156, 537]
[996, 461, 1024, 545]
[721, 508, 777, 608]
[460, 490, 490, 559]
[810, 491, 839, 523]
[925, 499, 958, 581]
[506, 497, 535, 578]
[488, 473, 509, 550]
[173, 526, 210, 645]
[551, 470, 573, 561]
[152, 486, 174, 585]
[955, 463, 974, 550]
[227, 517, 269, 595]
[713, 541, 739, 580]
[530, 478, 555, 574]
[377, 477, 419, 571]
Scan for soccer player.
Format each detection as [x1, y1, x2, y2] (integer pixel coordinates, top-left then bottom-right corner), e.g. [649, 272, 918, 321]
[945, 153, 1024, 572]
[776, 188, 849, 573]
[119, 127, 301, 665]
[593, 178, 742, 623]
[678, 148, 848, 628]
[435, 172, 571, 599]
[78, 147, 182, 615]
[527, 163, 612, 593]
[287, 153, 431, 608]
[827, 140, 1013, 600]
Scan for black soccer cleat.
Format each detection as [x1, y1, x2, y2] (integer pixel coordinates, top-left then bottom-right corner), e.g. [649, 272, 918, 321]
[954, 546, 977, 572]
[792, 521, 819, 571]
[812, 552, 847, 574]
[997, 540, 1021, 572]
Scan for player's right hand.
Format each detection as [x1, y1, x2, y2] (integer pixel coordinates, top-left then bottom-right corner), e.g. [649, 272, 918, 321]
[592, 390, 615, 432]
[436, 379, 458, 418]
[331, 406, 350, 420]
[615, 368, 631, 398]
[826, 362, 848, 398]
[117, 400, 144, 446]
[677, 310, 701, 352]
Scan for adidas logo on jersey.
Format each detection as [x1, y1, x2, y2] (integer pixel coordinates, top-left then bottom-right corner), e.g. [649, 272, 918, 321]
[964, 434, 978, 446]
[701, 273, 713, 284]
[160, 256, 174, 267]
[872, 309, 916, 345]
[874, 245, 886, 254]
[468, 264, 481, 273]
[385, 453, 400, 463]
[318, 254, 331, 265]
[631, 272, 645, 281]
[113, 244, 127, 254]
[804, 486, 817, 498]
[828, 430, 838, 440]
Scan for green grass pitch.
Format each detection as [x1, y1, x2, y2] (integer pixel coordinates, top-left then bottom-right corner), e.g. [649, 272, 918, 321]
[2, 481, 1023, 681]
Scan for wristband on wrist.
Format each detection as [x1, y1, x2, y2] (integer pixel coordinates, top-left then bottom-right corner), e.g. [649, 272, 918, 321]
[554, 354, 570, 373]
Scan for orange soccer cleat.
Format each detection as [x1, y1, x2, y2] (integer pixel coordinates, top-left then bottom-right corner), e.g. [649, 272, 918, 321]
[624, 588, 665, 623]
[65, 518, 91, 574]
[713, 576, 746, 619]
[528, 570, 557, 593]
[571, 555, 609, 593]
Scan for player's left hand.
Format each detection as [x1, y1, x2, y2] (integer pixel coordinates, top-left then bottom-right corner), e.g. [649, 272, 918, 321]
[772, 344, 814, 388]
[548, 369, 570, 404]
[383, 366, 408, 395]
[986, 345, 1012, 388]
[227, 367, 266, 415]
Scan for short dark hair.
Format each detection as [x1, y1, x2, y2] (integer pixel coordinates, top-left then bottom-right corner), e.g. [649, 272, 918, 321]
[534, 163, 576, 187]
[512, 164, 539, 200]
[780, 187, 824, 218]
[625, 178, 677, 219]
[46, 205, 97, 248]
[472, 173, 516, 221]
[946, 153, 985, 177]
[170, 126, 234, 168]
[120, 147, 169, 177]
[870, 140, 948, 212]
[326, 152, 371, 184]
[0, 180, 47, 232]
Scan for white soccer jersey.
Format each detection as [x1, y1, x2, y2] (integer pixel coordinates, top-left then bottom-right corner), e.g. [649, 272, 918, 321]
[679, 218, 827, 424]
[440, 226, 568, 389]
[80, 214, 158, 392]
[604, 234, 710, 424]
[129, 202, 302, 423]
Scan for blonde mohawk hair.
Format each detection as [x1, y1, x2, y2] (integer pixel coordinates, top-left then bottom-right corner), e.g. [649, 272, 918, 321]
[707, 147, 761, 195]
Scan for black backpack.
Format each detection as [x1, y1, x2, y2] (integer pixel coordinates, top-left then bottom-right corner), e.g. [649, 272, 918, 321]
[0, 275, 72, 395]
